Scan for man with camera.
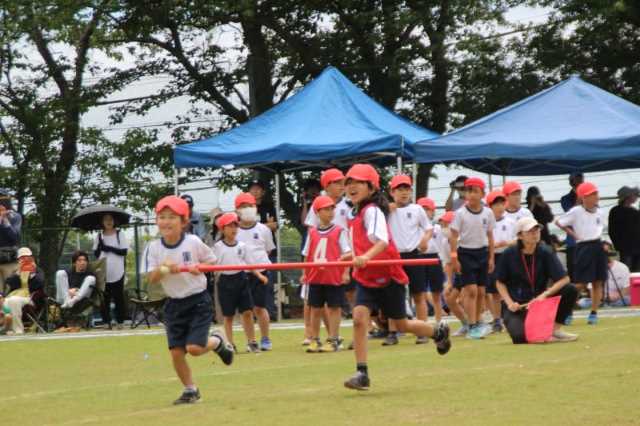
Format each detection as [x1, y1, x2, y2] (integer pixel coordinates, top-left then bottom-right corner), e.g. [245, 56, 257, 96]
[445, 175, 468, 212]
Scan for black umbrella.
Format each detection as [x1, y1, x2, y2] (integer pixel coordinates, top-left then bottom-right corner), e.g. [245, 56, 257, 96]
[70, 205, 131, 231]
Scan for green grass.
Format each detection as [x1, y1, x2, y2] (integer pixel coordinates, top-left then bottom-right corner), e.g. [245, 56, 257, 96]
[3, 317, 639, 426]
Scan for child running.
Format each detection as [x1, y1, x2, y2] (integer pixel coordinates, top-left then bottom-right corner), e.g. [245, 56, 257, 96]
[388, 175, 433, 345]
[486, 190, 516, 333]
[449, 177, 495, 340]
[555, 182, 606, 325]
[417, 197, 446, 324]
[503, 181, 534, 222]
[341, 164, 450, 391]
[213, 212, 269, 353]
[301, 195, 351, 353]
[235, 192, 276, 350]
[143, 195, 234, 405]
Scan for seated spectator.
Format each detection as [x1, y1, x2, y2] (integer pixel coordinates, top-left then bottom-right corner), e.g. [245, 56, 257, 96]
[3, 247, 45, 334]
[578, 242, 631, 308]
[55, 250, 95, 309]
[0, 293, 13, 334]
[526, 186, 554, 245]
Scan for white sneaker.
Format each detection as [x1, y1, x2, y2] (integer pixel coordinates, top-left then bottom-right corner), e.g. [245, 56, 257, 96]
[551, 329, 578, 342]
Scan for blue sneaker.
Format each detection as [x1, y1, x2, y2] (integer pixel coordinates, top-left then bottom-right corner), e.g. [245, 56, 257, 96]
[564, 315, 573, 326]
[452, 324, 469, 337]
[260, 336, 273, 351]
[466, 325, 484, 340]
[479, 323, 492, 337]
[587, 312, 598, 325]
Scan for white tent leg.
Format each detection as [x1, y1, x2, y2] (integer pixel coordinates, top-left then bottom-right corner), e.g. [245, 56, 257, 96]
[412, 163, 418, 199]
[174, 167, 179, 195]
[275, 173, 282, 322]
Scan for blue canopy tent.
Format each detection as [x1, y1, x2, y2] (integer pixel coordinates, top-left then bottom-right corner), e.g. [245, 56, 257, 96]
[174, 66, 439, 172]
[413, 76, 640, 176]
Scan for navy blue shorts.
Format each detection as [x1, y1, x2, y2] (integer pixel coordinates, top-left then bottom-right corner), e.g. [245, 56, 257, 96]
[575, 240, 608, 283]
[401, 251, 427, 294]
[452, 274, 464, 290]
[458, 247, 489, 287]
[486, 253, 503, 294]
[218, 272, 254, 316]
[424, 253, 444, 293]
[164, 291, 213, 349]
[248, 273, 269, 308]
[308, 284, 346, 308]
[355, 281, 407, 320]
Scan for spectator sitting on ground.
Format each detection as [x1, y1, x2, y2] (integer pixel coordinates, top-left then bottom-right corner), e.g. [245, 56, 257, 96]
[4, 247, 45, 334]
[0, 189, 22, 293]
[55, 250, 96, 309]
[578, 242, 631, 308]
[445, 175, 468, 211]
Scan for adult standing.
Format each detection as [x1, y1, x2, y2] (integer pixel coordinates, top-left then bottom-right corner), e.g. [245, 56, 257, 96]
[608, 186, 640, 272]
[93, 214, 129, 329]
[0, 189, 22, 293]
[526, 186, 554, 246]
[496, 218, 578, 344]
[180, 194, 208, 241]
[444, 175, 468, 212]
[560, 172, 583, 282]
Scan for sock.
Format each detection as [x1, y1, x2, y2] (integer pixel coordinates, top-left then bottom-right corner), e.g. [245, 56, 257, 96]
[590, 310, 597, 316]
[356, 363, 368, 376]
[185, 385, 197, 392]
[212, 335, 224, 352]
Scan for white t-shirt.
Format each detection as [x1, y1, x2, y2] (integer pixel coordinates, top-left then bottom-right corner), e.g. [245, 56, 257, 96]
[305, 197, 351, 230]
[493, 216, 517, 254]
[93, 231, 129, 283]
[236, 222, 276, 271]
[213, 240, 252, 275]
[606, 260, 630, 301]
[556, 205, 604, 242]
[451, 205, 495, 249]
[504, 206, 533, 223]
[437, 230, 453, 265]
[357, 206, 389, 244]
[388, 204, 432, 253]
[142, 234, 217, 299]
[301, 225, 351, 256]
[424, 224, 442, 255]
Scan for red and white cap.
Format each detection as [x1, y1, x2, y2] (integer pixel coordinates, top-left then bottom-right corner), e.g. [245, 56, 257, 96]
[389, 174, 412, 189]
[320, 168, 345, 189]
[577, 182, 598, 198]
[216, 212, 239, 229]
[486, 190, 506, 206]
[439, 211, 455, 224]
[502, 181, 522, 195]
[234, 192, 257, 209]
[312, 195, 335, 211]
[417, 197, 436, 211]
[464, 177, 485, 190]
[155, 195, 190, 219]
[346, 164, 380, 189]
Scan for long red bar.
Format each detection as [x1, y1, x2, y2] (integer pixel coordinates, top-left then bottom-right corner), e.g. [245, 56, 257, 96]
[179, 257, 439, 273]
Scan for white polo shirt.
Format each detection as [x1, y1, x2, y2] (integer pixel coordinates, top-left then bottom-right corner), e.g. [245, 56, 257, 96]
[423, 224, 442, 255]
[142, 234, 217, 299]
[437, 231, 453, 265]
[493, 216, 517, 254]
[451, 205, 495, 249]
[305, 197, 351, 230]
[236, 222, 276, 270]
[504, 206, 533, 223]
[213, 240, 252, 275]
[388, 204, 432, 253]
[556, 205, 604, 242]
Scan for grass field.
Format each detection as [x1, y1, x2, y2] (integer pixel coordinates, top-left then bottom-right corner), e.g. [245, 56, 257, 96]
[2, 316, 639, 426]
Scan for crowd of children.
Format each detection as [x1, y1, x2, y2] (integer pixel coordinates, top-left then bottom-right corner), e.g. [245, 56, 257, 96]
[144, 162, 610, 402]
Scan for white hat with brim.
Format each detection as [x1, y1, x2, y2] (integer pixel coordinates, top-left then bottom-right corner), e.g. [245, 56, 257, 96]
[516, 217, 541, 234]
[17, 247, 33, 258]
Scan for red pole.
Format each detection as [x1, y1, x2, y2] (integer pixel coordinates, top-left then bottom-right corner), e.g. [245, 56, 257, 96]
[178, 257, 439, 273]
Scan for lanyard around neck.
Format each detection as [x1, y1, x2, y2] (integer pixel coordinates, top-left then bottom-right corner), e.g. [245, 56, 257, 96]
[520, 251, 536, 291]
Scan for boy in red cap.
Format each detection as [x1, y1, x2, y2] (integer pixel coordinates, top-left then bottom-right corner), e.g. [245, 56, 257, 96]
[555, 181, 606, 325]
[387, 175, 433, 345]
[235, 193, 276, 350]
[486, 190, 516, 333]
[143, 195, 234, 405]
[438, 212, 468, 335]
[301, 195, 351, 352]
[449, 177, 495, 339]
[502, 181, 533, 223]
[213, 213, 269, 353]
[342, 164, 451, 390]
[417, 197, 446, 324]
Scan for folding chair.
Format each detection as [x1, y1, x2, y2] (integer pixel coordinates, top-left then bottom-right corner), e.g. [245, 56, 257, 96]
[128, 279, 167, 329]
[22, 288, 48, 333]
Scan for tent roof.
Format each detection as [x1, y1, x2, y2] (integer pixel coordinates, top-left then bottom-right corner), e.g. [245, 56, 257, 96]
[174, 66, 439, 171]
[414, 76, 640, 175]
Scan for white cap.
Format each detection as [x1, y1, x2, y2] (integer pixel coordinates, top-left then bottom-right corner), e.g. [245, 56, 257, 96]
[17, 247, 33, 258]
[516, 217, 540, 234]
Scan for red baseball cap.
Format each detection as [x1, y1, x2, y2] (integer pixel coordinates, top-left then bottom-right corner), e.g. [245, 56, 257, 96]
[390, 174, 412, 190]
[234, 192, 256, 209]
[577, 182, 598, 198]
[464, 177, 485, 190]
[320, 168, 345, 189]
[216, 212, 239, 229]
[486, 190, 506, 206]
[417, 197, 436, 210]
[346, 164, 380, 189]
[155, 196, 190, 219]
[439, 211, 455, 224]
[312, 195, 335, 212]
[502, 181, 522, 195]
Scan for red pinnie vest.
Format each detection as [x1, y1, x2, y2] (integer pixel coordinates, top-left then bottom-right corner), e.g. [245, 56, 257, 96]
[305, 225, 345, 285]
[349, 204, 408, 288]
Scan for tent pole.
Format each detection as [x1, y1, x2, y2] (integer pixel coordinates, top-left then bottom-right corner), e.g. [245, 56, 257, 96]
[397, 136, 404, 172]
[412, 163, 418, 199]
[502, 175, 506, 185]
[274, 172, 283, 322]
[488, 174, 493, 191]
[174, 167, 179, 195]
